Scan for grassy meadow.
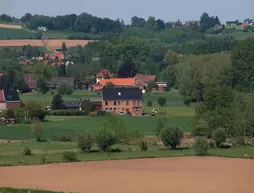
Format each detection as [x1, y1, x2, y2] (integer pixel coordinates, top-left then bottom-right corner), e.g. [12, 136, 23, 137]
[0, 28, 36, 40]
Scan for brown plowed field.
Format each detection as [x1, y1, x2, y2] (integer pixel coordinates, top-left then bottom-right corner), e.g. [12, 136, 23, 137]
[45, 39, 95, 50]
[0, 39, 94, 50]
[0, 157, 253, 193]
[0, 24, 23, 29]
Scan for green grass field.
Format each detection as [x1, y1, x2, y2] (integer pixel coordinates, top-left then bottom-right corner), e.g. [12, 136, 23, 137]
[0, 28, 36, 40]
[42, 31, 68, 39]
[0, 141, 253, 166]
[0, 116, 192, 140]
[0, 188, 61, 193]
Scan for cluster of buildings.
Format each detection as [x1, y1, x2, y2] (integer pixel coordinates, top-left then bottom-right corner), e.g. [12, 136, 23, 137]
[23, 69, 166, 116]
[19, 52, 66, 66]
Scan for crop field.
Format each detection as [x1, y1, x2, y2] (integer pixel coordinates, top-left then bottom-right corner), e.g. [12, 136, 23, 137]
[0, 157, 253, 193]
[44, 39, 95, 50]
[0, 40, 44, 47]
[0, 28, 36, 40]
[0, 23, 23, 29]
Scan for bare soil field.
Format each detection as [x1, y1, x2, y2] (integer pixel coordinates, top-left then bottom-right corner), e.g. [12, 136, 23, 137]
[0, 24, 23, 29]
[45, 39, 95, 50]
[0, 40, 44, 47]
[0, 157, 253, 193]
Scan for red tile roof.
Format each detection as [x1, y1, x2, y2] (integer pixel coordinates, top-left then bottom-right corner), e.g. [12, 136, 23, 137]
[136, 74, 156, 83]
[93, 78, 136, 91]
[96, 69, 112, 78]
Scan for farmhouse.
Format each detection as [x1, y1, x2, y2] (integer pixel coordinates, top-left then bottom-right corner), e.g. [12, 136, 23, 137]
[0, 89, 21, 111]
[102, 87, 143, 116]
[135, 74, 156, 85]
[24, 74, 38, 90]
[93, 78, 136, 91]
[46, 77, 75, 90]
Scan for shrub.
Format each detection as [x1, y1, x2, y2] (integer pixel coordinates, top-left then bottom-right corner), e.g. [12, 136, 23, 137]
[77, 132, 94, 152]
[212, 128, 226, 147]
[80, 99, 96, 113]
[233, 136, 245, 146]
[209, 140, 216, 148]
[62, 151, 79, 162]
[157, 97, 167, 107]
[52, 94, 64, 110]
[183, 97, 192, 107]
[160, 125, 184, 149]
[95, 127, 117, 152]
[23, 147, 32, 156]
[97, 110, 106, 116]
[23, 101, 46, 122]
[3, 109, 15, 118]
[41, 151, 48, 164]
[53, 135, 72, 142]
[147, 100, 153, 107]
[155, 117, 168, 137]
[48, 110, 88, 116]
[139, 140, 148, 151]
[57, 83, 74, 95]
[193, 136, 209, 156]
[31, 120, 43, 142]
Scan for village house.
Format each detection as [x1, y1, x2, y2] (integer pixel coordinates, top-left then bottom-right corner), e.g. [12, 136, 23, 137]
[24, 74, 38, 91]
[226, 20, 241, 26]
[102, 87, 143, 116]
[46, 77, 75, 90]
[93, 78, 136, 91]
[0, 89, 21, 111]
[37, 26, 47, 31]
[96, 69, 112, 83]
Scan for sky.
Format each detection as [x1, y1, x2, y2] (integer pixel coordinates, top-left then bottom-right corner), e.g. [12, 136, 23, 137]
[0, 0, 253, 23]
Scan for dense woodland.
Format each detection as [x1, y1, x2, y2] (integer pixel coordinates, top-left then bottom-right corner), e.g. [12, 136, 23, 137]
[0, 12, 254, 138]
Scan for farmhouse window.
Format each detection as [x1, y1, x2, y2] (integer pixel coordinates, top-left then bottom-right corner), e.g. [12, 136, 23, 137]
[114, 101, 116, 106]
[126, 101, 129, 105]
[105, 101, 108, 106]
[118, 101, 121, 105]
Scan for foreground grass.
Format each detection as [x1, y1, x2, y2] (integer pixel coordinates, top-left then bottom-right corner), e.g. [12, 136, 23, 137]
[0, 188, 62, 193]
[0, 116, 192, 140]
[0, 141, 253, 166]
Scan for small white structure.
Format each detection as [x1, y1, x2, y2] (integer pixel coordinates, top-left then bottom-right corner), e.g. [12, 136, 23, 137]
[37, 26, 47, 32]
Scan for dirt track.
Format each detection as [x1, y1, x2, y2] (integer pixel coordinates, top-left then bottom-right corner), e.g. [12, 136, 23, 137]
[0, 157, 253, 193]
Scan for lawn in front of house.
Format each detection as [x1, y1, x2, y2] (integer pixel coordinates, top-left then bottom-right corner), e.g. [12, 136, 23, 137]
[0, 116, 192, 141]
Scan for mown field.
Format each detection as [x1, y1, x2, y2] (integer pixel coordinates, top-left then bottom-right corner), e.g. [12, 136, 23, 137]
[0, 28, 36, 40]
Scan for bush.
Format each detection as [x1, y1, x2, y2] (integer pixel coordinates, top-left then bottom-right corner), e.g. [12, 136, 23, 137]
[23, 102, 46, 122]
[48, 110, 88, 116]
[52, 94, 64, 110]
[160, 125, 184, 149]
[41, 151, 48, 164]
[57, 83, 74, 95]
[62, 151, 79, 162]
[53, 135, 72, 142]
[183, 97, 192, 107]
[212, 128, 226, 147]
[155, 117, 168, 137]
[77, 132, 94, 152]
[139, 140, 148, 151]
[80, 99, 96, 113]
[193, 136, 209, 156]
[157, 97, 167, 107]
[233, 136, 245, 146]
[23, 147, 32, 156]
[31, 120, 43, 142]
[147, 100, 153, 107]
[97, 110, 107, 116]
[95, 127, 117, 152]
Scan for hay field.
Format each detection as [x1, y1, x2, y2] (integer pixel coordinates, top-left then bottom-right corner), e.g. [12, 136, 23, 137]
[45, 39, 95, 50]
[0, 23, 23, 29]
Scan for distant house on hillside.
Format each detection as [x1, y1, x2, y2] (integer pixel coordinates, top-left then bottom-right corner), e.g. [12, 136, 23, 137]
[45, 52, 64, 60]
[93, 78, 136, 91]
[37, 26, 47, 31]
[102, 87, 143, 116]
[46, 77, 75, 90]
[96, 69, 112, 83]
[226, 20, 241, 26]
[135, 74, 156, 87]
[0, 89, 21, 111]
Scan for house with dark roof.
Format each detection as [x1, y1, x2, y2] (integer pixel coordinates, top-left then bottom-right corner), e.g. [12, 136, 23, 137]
[102, 87, 143, 116]
[0, 89, 21, 110]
